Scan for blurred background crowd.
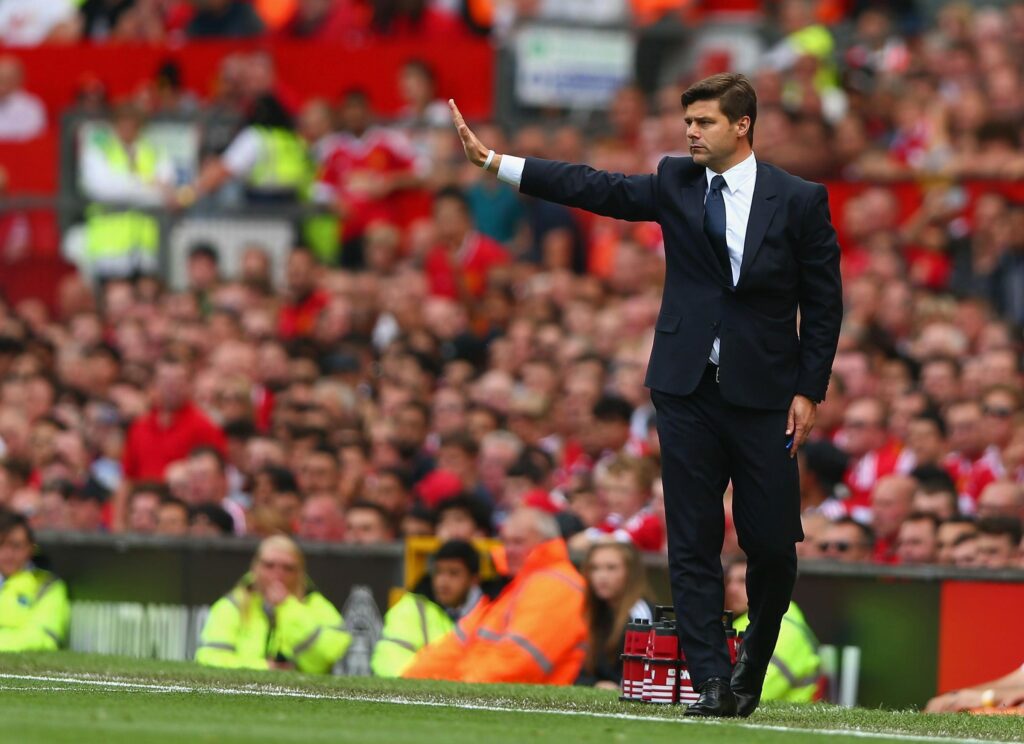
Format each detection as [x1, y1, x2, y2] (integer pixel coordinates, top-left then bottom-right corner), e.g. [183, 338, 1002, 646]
[0, 0, 1021, 577]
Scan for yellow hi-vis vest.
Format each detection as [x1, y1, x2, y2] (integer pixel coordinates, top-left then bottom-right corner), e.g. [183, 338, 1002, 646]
[246, 127, 343, 261]
[248, 126, 311, 193]
[371, 592, 455, 677]
[196, 580, 350, 674]
[734, 602, 821, 703]
[0, 567, 70, 652]
[85, 131, 161, 276]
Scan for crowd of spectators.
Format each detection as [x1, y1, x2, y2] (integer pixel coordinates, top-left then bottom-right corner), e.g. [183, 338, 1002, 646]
[0, 0, 478, 47]
[0, 0, 1021, 582]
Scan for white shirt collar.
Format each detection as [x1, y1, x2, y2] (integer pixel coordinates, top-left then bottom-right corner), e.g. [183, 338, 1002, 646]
[705, 151, 757, 195]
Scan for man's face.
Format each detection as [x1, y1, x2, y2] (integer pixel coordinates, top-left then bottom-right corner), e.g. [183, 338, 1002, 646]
[818, 523, 871, 562]
[906, 420, 945, 465]
[434, 197, 471, 246]
[501, 515, 543, 575]
[344, 508, 391, 545]
[298, 497, 343, 542]
[187, 255, 218, 292]
[437, 445, 475, 486]
[128, 492, 161, 534]
[156, 504, 189, 536]
[982, 391, 1018, 448]
[841, 400, 886, 457]
[286, 251, 316, 297]
[68, 497, 102, 532]
[366, 473, 408, 516]
[945, 403, 983, 455]
[432, 390, 466, 436]
[298, 452, 339, 495]
[936, 522, 975, 565]
[187, 454, 226, 506]
[870, 478, 913, 540]
[920, 362, 959, 405]
[684, 98, 746, 170]
[339, 95, 370, 134]
[432, 558, 475, 608]
[977, 483, 1022, 520]
[976, 533, 1016, 569]
[951, 536, 980, 567]
[393, 407, 428, 454]
[912, 489, 957, 522]
[154, 362, 189, 411]
[723, 562, 748, 616]
[896, 519, 938, 564]
[436, 507, 479, 542]
[569, 490, 607, 529]
[599, 471, 645, 518]
[0, 525, 31, 578]
[114, 114, 142, 144]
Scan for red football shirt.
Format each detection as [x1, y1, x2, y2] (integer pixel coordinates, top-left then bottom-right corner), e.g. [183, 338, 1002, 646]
[277, 289, 329, 340]
[314, 127, 423, 240]
[122, 402, 227, 481]
[595, 509, 666, 553]
[424, 232, 510, 300]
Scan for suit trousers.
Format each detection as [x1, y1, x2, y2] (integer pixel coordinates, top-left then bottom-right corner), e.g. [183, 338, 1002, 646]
[651, 364, 801, 688]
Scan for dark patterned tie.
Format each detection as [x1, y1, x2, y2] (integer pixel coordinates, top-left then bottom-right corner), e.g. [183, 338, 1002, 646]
[704, 174, 731, 281]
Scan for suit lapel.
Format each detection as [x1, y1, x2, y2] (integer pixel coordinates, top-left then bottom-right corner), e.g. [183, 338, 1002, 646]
[681, 169, 732, 284]
[738, 163, 778, 285]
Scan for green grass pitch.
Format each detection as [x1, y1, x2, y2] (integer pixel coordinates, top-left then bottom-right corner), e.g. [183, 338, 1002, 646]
[0, 653, 1020, 743]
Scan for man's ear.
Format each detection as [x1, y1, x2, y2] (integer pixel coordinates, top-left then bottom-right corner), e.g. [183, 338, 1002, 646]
[734, 116, 750, 138]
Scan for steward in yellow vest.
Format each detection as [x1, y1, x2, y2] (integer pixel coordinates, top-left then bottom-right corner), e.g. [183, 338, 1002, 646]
[0, 509, 70, 652]
[196, 535, 350, 673]
[78, 104, 172, 279]
[725, 559, 821, 702]
[372, 539, 488, 677]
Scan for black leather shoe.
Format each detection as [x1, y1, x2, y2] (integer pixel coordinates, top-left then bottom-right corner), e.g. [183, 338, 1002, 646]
[684, 677, 737, 717]
[730, 653, 764, 718]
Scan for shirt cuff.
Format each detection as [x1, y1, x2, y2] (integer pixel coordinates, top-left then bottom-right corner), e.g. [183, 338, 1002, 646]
[496, 155, 525, 189]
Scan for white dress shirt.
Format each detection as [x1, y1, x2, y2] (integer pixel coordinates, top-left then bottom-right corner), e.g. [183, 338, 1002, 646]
[706, 151, 757, 365]
[495, 151, 759, 366]
[0, 90, 46, 141]
[79, 137, 174, 207]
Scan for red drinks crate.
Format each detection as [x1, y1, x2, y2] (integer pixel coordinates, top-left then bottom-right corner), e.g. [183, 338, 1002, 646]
[620, 618, 650, 701]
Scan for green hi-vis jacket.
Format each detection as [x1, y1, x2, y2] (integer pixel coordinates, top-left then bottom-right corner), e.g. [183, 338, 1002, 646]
[371, 592, 455, 678]
[734, 601, 821, 702]
[196, 580, 350, 674]
[0, 567, 70, 652]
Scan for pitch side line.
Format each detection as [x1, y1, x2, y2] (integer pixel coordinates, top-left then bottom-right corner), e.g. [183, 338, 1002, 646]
[0, 673, 1006, 744]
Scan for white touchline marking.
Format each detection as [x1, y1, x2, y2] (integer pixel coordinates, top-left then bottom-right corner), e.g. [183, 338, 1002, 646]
[0, 673, 1007, 744]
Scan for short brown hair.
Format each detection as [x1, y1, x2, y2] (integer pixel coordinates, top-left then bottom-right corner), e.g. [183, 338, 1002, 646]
[681, 73, 757, 144]
[603, 454, 655, 495]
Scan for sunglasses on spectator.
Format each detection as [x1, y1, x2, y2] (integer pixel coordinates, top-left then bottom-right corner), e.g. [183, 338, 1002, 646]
[818, 541, 863, 553]
[843, 420, 879, 430]
[983, 407, 1015, 419]
[258, 559, 299, 572]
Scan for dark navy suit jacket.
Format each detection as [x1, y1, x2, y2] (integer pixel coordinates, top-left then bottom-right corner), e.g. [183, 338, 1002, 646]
[520, 155, 843, 410]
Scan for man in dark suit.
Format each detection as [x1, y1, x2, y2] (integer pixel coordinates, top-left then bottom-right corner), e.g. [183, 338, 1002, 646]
[449, 73, 842, 717]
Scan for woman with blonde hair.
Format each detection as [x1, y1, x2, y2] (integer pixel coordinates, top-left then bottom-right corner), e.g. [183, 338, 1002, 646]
[196, 535, 350, 673]
[576, 540, 655, 688]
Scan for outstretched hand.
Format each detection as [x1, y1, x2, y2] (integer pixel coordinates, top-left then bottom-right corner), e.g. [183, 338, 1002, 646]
[449, 99, 490, 167]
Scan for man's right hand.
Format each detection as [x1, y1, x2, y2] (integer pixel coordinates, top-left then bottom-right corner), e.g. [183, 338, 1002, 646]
[449, 99, 490, 168]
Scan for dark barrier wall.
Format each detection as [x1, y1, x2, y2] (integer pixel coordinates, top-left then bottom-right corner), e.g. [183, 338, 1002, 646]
[37, 532, 404, 612]
[37, 533, 1024, 708]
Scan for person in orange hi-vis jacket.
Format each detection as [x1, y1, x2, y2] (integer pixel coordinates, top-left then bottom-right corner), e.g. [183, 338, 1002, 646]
[403, 507, 588, 685]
